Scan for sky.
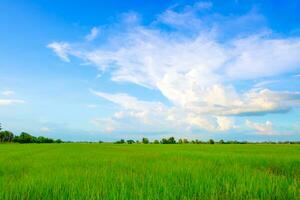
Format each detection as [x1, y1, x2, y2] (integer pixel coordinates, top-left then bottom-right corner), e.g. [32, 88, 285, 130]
[1, 0, 300, 141]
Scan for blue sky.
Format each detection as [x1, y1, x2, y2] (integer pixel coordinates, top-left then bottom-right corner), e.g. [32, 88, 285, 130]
[1, 0, 300, 141]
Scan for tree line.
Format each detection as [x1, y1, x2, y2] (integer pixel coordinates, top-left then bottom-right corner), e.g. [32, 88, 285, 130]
[0, 125, 63, 144]
[113, 137, 300, 144]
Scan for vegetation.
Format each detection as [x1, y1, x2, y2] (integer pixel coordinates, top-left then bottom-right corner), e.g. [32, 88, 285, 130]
[0, 125, 63, 144]
[0, 143, 299, 199]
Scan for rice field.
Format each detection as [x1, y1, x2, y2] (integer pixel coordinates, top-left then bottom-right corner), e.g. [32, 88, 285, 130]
[0, 143, 299, 199]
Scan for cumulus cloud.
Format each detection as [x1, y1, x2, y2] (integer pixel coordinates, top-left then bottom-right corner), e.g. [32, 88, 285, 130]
[245, 120, 275, 135]
[85, 27, 100, 41]
[48, 1, 300, 133]
[91, 90, 236, 132]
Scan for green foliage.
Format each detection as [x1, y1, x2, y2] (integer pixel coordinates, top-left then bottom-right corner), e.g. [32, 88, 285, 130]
[115, 139, 125, 144]
[11, 132, 58, 144]
[208, 139, 215, 144]
[0, 130, 14, 142]
[160, 138, 168, 144]
[142, 137, 149, 144]
[153, 139, 159, 144]
[0, 144, 299, 199]
[127, 139, 135, 144]
[0, 130, 63, 144]
[183, 139, 189, 144]
[167, 137, 176, 144]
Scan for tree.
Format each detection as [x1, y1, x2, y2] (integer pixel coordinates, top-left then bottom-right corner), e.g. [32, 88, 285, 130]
[178, 139, 183, 144]
[153, 140, 159, 144]
[160, 138, 168, 144]
[17, 132, 34, 143]
[167, 137, 176, 144]
[183, 139, 189, 144]
[127, 139, 135, 144]
[56, 139, 63, 143]
[219, 139, 224, 144]
[115, 139, 125, 144]
[0, 131, 14, 142]
[208, 139, 215, 144]
[142, 137, 149, 144]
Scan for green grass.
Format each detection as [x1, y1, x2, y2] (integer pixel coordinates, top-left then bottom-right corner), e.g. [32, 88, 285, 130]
[0, 144, 299, 200]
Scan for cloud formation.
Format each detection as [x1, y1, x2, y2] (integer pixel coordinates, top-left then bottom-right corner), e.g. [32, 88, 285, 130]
[48, 2, 300, 133]
[85, 27, 100, 41]
[47, 42, 70, 62]
[245, 120, 275, 135]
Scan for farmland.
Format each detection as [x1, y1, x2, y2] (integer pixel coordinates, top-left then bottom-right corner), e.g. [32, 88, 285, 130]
[0, 143, 299, 199]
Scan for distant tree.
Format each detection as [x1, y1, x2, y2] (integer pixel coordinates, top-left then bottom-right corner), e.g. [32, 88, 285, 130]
[208, 139, 215, 144]
[142, 137, 149, 144]
[167, 137, 176, 144]
[178, 139, 183, 144]
[183, 139, 189, 144]
[115, 139, 125, 144]
[98, 140, 103, 143]
[56, 139, 63, 143]
[219, 139, 224, 144]
[153, 139, 159, 144]
[14, 132, 33, 143]
[135, 140, 140, 144]
[127, 139, 135, 144]
[160, 138, 168, 144]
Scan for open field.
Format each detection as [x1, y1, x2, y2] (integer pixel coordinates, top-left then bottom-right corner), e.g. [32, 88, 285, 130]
[0, 143, 299, 200]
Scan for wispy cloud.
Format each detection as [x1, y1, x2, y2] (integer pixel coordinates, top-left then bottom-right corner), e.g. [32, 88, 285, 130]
[0, 99, 25, 106]
[47, 42, 70, 62]
[85, 27, 100, 41]
[40, 127, 51, 132]
[1, 90, 15, 96]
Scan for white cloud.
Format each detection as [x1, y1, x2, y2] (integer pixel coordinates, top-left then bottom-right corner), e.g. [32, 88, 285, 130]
[40, 127, 51, 132]
[245, 120, 274, 135]
[0, 99, 25, 106]
[47, 42, 70, 62]
[91, 90, 236, 132]
[227, 36, 300, 79]
[48, 2, 300, 133]
[2, 90, 15, 96]
[85, 27, 100, 41]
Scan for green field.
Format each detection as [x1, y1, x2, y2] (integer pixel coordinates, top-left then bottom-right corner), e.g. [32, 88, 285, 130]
[0, 144, 299, 200]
